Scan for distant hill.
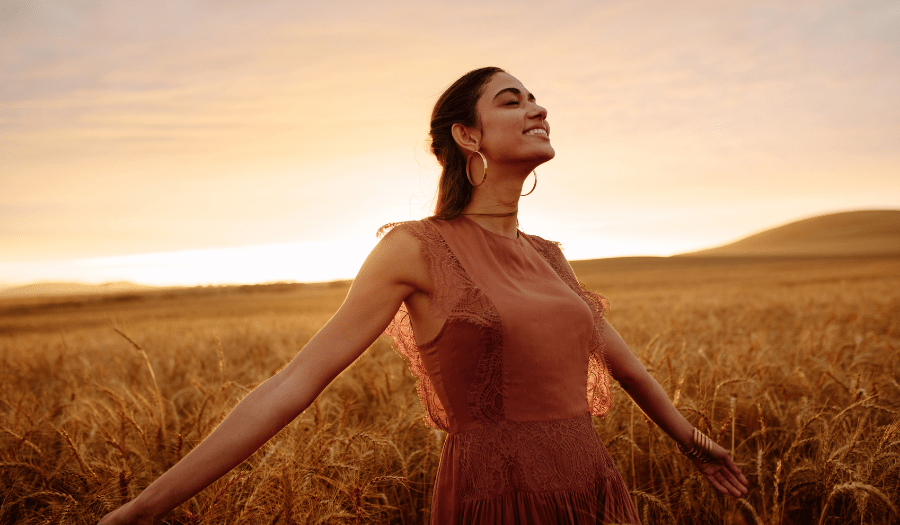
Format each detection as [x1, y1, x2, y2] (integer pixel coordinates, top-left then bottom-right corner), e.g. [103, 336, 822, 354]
[3, 211, 897, 299]
[683, 210, 900, 257]
[0, 281, 157, 298]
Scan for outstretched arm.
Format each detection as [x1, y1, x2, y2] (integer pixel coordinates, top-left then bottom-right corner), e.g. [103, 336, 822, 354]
[99, 227, 427, 524]
[600, 319, 749, 497]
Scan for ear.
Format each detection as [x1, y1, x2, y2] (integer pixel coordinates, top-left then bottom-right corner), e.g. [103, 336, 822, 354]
[451, 123, 481, 154]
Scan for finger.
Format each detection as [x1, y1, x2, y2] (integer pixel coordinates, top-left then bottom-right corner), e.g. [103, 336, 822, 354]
[708, 469, 729, 492]
[707, 466, 740, 497]
[720, 466, 749, 495]
[711, 470, 742, 497]
[722, 477, 745, 497]
[706, 472, 731, 495]
[724, 455, 750, 486]
[697, 458, 744, 496]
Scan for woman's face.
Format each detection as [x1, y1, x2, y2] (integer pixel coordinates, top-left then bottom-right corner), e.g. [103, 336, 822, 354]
[474, 72, 555, 168]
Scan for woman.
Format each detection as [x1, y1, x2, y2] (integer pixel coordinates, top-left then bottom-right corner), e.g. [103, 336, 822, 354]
[99, 67, 748, 525]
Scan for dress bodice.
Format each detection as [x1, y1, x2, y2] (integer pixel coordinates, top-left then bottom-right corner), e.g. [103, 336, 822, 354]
[382, 216, 613, 434]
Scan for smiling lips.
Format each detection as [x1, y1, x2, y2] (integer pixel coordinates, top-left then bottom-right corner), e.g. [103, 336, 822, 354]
[525, 128, 548, 136]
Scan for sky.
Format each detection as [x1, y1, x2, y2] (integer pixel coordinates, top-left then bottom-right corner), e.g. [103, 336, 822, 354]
[2, 0, 899, 287]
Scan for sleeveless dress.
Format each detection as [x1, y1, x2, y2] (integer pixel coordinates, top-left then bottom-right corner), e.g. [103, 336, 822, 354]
[381, 216, 640, 525]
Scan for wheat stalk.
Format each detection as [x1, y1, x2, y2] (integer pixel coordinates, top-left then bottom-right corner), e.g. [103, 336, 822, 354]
[817, 481, 898, 525]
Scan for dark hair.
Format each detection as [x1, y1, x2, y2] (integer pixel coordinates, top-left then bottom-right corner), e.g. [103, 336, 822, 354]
[429, 67, 505, 220]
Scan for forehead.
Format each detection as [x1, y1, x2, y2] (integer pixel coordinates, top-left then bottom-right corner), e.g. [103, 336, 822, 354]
[480, 72, 529, 101]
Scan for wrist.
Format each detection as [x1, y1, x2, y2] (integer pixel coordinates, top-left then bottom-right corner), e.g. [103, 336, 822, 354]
[678, 427, 717, 462]
[674, 423, 694, 450]
[131, 486, 170, 523]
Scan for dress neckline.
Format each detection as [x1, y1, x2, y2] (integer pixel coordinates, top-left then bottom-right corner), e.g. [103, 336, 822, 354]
[459, 215, 523, 241]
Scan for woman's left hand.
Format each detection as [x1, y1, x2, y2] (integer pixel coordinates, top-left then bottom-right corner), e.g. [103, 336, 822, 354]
[691, 441, 750, 497]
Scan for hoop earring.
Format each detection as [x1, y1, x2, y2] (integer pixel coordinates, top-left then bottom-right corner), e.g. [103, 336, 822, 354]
[466, 151, 488, 187]
[521, 171, 537, 196]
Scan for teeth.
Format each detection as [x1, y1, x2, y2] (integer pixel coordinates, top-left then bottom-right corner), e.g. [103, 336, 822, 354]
[525, 128, 547, 135]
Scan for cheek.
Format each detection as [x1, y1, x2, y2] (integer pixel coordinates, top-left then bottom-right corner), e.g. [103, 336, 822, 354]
[484, 116, 521, 142]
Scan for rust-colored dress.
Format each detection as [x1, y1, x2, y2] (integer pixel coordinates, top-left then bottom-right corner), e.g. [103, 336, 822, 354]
[382, 216, 640, 525]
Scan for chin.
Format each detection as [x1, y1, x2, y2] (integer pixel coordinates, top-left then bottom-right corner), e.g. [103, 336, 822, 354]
[537, 148, 556, 164]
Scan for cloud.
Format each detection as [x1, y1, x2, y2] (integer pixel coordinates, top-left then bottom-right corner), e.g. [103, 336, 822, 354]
[1, 0, 898, 283]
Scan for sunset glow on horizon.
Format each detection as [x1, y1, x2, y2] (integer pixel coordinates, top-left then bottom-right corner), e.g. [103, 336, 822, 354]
[3, 1, 899, 288]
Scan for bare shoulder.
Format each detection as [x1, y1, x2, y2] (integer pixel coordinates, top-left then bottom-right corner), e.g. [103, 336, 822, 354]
[375, 222, 422, 256]
[358, 222, 431, 294]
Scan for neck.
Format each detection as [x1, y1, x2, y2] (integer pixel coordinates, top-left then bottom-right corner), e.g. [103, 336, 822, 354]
[461, 165, 529, 239]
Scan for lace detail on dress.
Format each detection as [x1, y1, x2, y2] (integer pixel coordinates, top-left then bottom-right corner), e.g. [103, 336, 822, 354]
[379, 220, 505, 429]
[385, 306, 449, 430]
[454, 414, 617, 501]
[457, 293, 505, 425]
[529, 236, 614, 417]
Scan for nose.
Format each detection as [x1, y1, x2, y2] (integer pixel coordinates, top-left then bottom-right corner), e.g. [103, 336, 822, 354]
[528, 100, 548, 121]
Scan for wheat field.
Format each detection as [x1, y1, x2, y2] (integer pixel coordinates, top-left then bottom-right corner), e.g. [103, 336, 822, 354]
[1, 256, 898, 524]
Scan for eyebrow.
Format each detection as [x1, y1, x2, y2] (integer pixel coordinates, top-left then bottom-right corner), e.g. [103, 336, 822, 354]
[492, 87, 536, 102]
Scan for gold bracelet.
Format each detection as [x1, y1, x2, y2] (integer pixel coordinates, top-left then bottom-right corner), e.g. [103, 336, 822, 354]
[678, 428, 716, 462]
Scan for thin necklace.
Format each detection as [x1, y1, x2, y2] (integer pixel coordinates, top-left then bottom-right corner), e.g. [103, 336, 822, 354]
[460, 210, 517, 218]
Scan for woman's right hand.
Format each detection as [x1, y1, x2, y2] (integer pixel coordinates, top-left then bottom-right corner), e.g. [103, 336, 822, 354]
[96, 226, 426, 525]
[97, 499, 159, 525]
